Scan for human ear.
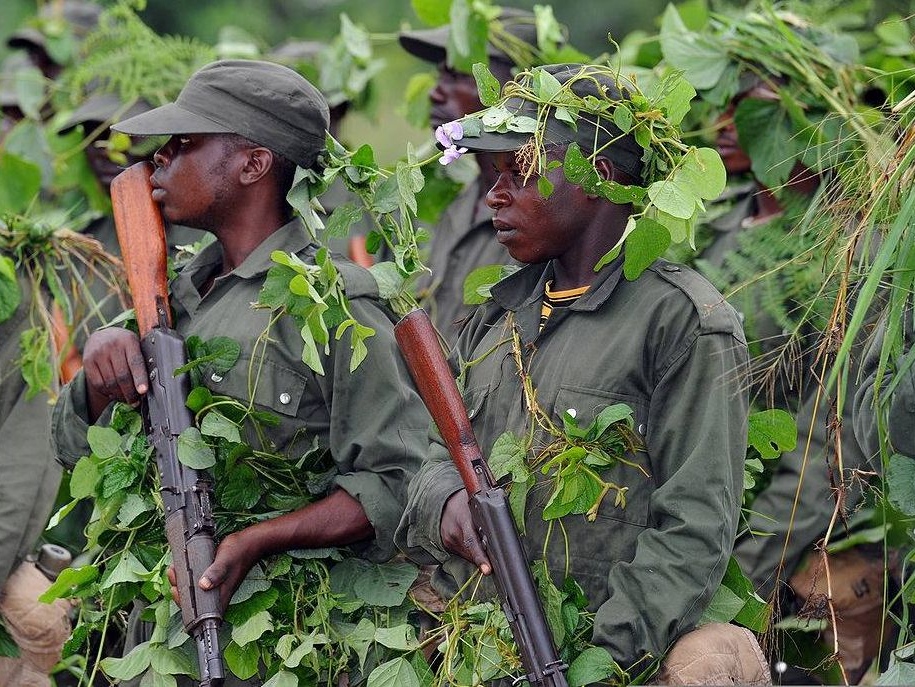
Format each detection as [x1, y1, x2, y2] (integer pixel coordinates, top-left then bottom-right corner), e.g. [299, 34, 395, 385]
[239, 147, 273, 186]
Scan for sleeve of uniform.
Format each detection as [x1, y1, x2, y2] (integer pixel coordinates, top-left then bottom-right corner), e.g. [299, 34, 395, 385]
[591, 317, 749, 668]
[854, 313, 915, 458]
[323, 295, 431, 562]
[50, 371, 114, 469]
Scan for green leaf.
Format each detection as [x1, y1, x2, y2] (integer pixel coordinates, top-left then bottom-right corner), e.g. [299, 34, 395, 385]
[877, 661, 915, 685]
[225, 641, 260, 680]
[747, 409, 797, 459]
[369, 262, 406, 301]
[150, 644, 196, 676]
[88, 425, 123, 459]
[185, 386, 213, 413]
[568, 646, 621, 687]
[101, 641, 153, 680]
[888, 453, 915, 517]
[39, 565, 98, 603]
[283, 634, 315, 668]
[117, 493, 154, 528]
[225, 588, 279, 627]
[367, 657, 420, 687]
[101, 460, 141, 498]
[734, 98, 804, 189]
[677, 147, 727, 200]
[200, 411, 241, 443]
[343, 617, 376, 669]
[412, 0, 452, 26]
[537, 175, 554, 199]
[624, 217, 670, 280]
[100, 551, 152, 590]
[353, 561, 419, 607]
[231, 610, 273, 646]
[489, 431, 529, 481]
[463, 264, 504, 305]
[472, 62, 501, 106]
[659, 4, 729, 90]
[324, 201, 365, 240]
[700, 583, 745, 624]
[205, 336, 242, 375]
[340, 13, 371, 60]
[176, 427, 216, 469]
[0, 152, 42, 214]
[262, 671, 298, 687]
[374, 624, 419, 650]
[219, 463, 262, 511]
[589, 403, 634, 440]
[0, 256, 21, 324]
[542, 470, 603, 520]
[70, 454, 101, 499]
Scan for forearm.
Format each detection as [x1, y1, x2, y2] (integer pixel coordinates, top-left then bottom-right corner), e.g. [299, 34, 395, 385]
[238, 489, 374, 560]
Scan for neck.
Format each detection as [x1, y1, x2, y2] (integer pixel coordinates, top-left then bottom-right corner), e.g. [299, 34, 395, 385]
[752, 161, 819, 222]
[211, 198, 289, 275]
[553, 202, 627, 290]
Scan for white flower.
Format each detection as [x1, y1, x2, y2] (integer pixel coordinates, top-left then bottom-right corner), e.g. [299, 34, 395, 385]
[435, 120, 465, 149]
[439, 144, 468, 165]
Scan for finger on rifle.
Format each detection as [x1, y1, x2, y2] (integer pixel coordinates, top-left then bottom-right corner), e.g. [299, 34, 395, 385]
[122, 340, 149, 397]
[166, 566, 181, 605]
[460, 527, 492, 576]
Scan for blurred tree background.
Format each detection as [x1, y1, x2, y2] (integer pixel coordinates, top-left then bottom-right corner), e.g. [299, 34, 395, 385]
[1, 0, 911, 159]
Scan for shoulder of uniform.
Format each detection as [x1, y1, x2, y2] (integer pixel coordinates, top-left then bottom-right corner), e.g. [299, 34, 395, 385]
[331, 257, 380, 299]
[644, 259, 745, 338]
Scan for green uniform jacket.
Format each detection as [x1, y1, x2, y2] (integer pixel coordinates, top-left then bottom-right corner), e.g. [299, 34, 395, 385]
[51, 218, 429, 561]
[0, 277, 59, 586]
[414, 178, 514, 344]
[396, 257, 749, 669]
[854, 310, 915, 458]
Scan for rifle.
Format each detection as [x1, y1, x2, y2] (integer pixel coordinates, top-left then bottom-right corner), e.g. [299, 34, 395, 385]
[111, 162, 224, 687]
[394, 309, 569, 687]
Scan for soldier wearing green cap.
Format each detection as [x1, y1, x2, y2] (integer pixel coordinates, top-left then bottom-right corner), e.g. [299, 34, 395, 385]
[395, 63, 769, 684]
[50, 59, 429, 686]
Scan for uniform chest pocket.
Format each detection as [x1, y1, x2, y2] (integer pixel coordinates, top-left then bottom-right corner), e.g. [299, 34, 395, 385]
[204, 355, 310, 418]
[553, 385, 652, 527]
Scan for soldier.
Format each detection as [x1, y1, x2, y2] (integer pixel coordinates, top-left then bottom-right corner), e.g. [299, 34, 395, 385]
[399, 6, 571, 343]
[396, 63, 768, 685]
[50, 59, 430, 686]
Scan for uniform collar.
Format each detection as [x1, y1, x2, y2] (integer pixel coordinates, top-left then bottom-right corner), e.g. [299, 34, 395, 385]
[171, 217, 314, 315]
[492, 254, 625, 312]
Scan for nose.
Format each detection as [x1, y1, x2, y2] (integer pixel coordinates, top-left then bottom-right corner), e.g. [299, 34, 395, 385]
[486, 173, 512, 210]
[152, 137, 175, 168]
[430, 80, 446, 104]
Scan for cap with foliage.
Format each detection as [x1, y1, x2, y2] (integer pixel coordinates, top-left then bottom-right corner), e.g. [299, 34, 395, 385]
[450, 62, 726, 280]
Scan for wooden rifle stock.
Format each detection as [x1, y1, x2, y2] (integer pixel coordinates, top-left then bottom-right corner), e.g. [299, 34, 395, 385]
[394, 309, 569, 687]
[393, 309, 484, 494]
[109, 162, 224, 686]
[110, 161, 170, 336]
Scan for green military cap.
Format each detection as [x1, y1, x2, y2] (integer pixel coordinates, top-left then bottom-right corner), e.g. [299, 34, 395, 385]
[7, 0, 101, 55]
[457, 63, 645, 180]
[399, 7, 559, 67]
[112, 59, 330, 169]
[58, 92, 152, 135]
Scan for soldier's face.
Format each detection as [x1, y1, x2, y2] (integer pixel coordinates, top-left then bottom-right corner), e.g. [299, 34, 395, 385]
[151, 134, 235, 229]
[429, 65, 483, 128]
[484, 149, 586, 265]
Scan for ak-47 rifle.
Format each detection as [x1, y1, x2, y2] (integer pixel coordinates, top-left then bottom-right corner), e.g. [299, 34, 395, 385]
[394, 309, 569, 687]
[111, 162, 224, 687]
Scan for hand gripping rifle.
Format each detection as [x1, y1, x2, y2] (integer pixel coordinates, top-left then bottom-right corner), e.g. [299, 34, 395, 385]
[394, 309, 569, 687]
[111, 162, 224, 687]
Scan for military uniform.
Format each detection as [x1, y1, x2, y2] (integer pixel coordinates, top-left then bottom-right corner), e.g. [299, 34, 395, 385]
[52, 218, 427, 560]
[854, 311, 915, 458]
[396, 256, 749, 669]
[414, 177, 514, 344]
[0, 278, 60, 587]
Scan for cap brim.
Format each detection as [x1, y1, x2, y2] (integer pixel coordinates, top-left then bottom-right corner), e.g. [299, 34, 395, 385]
[111, 102, 234, 136]
[7, 28, 45, 51]
[460, 130, 534, 153]
[398, 27, 449, 64]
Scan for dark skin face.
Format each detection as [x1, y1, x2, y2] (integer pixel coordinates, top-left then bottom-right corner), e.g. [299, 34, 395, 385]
[151, 134, 240, 232]
[82, 123, 143, 191]
[486, 149, 628, 289]
[429, 64, 484, 129]
[714, 83, 781, 176]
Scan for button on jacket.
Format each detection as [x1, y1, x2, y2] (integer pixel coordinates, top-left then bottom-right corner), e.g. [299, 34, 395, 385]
[396, 256, 749, 668]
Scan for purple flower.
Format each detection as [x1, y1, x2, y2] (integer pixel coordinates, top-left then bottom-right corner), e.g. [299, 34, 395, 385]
[439, 144, 468, 165]
[435, 120, 465, 148]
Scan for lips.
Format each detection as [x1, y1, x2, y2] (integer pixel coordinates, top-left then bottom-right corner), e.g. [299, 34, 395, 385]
[149, 177, 165, 202]
[492, 218, 516, 242]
